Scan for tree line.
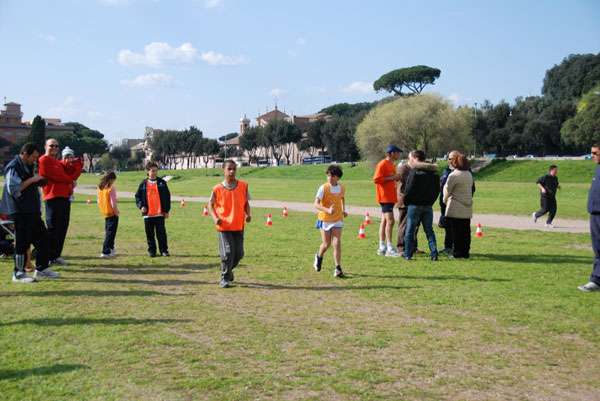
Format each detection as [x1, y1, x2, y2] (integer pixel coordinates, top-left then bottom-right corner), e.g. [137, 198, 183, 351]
[473, 53, 600, 157]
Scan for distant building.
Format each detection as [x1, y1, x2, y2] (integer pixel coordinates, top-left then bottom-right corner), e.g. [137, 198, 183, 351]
[0, 102, 74, 166]
[229, 106, 332, 165]
[112, 138, 145, 148]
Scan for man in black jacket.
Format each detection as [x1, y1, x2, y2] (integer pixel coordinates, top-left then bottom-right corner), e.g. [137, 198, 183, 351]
[579, 143, 600, 292]
[403, 150, 439, 261]
[0, 142, 58, 282]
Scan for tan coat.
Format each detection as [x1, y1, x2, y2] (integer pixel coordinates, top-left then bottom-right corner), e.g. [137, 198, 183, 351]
[395, 162, 411, 208]
[443, 170, 473, 219]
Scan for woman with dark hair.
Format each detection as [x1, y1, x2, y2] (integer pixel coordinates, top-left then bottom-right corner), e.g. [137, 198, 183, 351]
[443, 154, 473, 258]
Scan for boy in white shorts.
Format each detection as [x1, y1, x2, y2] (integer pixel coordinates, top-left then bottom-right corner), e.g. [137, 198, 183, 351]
[313, 165, 347, 277]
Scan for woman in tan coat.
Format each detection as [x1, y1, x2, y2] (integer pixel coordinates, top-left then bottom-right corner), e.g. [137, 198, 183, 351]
[443, 154, 473, 258]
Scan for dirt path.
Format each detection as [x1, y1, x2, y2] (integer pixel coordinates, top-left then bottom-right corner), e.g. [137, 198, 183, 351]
[74, 186, 590, 234]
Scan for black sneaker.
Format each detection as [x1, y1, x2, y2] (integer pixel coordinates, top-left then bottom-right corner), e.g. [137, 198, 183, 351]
[431, 255, 438, 261]
[334, 266, 344, 278]
[148, 252, 157, 258]
[161, 251, 170, 257]
[220, 279, 230, 288]
[313, 254, 323, 272]
[228, 270, 234, 282]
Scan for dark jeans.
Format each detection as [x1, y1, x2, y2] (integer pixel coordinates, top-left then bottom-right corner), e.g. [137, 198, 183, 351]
[14, 213, 50, 273]
[447, 217, 471, 258]
[590, 214, 600, 285]
[144, 216, 168, 255]
[535, 196, 557, 224]
[218, 230, 244, 280]
[404, 205, 437, 259]
[439, 203, 453, 249]
[102, 215, 119, 254]
[397, 207, 418, 251]
[45, 197, 71, 260]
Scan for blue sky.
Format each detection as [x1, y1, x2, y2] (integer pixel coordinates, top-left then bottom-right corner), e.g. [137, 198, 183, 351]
[1, 0, 598, 143]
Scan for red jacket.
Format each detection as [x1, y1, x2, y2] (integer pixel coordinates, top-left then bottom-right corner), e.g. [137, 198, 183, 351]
[39, 154, 75, 200]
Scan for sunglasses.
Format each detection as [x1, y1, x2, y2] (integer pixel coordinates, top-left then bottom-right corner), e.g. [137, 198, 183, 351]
[48, 144, 59, 148]
[592, 151, 599, 155]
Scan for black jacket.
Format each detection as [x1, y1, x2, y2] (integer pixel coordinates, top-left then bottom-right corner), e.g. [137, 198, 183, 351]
[403, 161, 440, 206]
[588, 166, 600, 214]
[0, 155, 42, 216]
[135, 177, 171, 216]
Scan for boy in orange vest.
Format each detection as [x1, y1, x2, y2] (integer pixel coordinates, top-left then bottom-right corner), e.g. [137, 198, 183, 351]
[208, 160, 251, 288]
[135, 162, 171, 257]
[313, 165, 347, 277]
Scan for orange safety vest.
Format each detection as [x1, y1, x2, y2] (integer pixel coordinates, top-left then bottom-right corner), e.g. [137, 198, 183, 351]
[212, 180, 248, 231]
[317, 183, 345, 222]
[97, 187, 114, 218]
[146, 180, 163, 216]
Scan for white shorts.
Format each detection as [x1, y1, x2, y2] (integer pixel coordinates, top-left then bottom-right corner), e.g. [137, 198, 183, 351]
[316, 220, 343, 231]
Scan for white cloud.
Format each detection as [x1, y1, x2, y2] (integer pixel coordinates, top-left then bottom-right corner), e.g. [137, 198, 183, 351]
[341, 81, 374, 95]
[297, 37, 307, 46]
[39, 34, 55, 42]
[64, 96, 75, 105]
[269, 88, 288, 98]
[118, 42, 247, 67]
[120, 73, 183, 87]
[205, 0, 222, 8]
[286, 49, 299, 57]
[199, 50, 248, 66]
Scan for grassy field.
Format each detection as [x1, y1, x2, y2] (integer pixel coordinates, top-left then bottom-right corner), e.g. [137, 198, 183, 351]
[72, 159, 597, 220]
[1, 190, 599, 400]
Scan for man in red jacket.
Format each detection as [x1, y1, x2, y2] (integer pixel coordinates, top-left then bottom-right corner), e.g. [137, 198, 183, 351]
[38, 138, 77, 266]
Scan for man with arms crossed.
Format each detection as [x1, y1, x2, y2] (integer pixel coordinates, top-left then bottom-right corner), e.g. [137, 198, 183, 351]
[373, 145, 403, 257]
[579, 142, 600, 292]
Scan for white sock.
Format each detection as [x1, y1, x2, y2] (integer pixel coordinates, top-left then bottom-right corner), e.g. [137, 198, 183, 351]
[387, 242, 394, 250]
[379, 241, 386, 249]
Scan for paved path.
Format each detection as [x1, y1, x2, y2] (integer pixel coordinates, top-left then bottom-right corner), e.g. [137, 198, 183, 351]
[74, 186, 590, 234]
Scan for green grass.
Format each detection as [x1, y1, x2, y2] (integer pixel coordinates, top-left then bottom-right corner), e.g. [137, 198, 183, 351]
[71, 160, 596, 220]
[1, 196, 599, 400]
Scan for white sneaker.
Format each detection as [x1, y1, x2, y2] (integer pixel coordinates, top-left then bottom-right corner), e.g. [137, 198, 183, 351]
[385, 248, 404, 258]
[100, 253, 111, 258]
[35, 268, 60, 279]
[545, 223, 554, 228]
[12, 272, 36, 283]
[109, 249, 116, 257]
[50, 257, 69, 266]
[532, 212, 537, 223]
[578, 282, 600, 292]
[377, 248, 387, 256]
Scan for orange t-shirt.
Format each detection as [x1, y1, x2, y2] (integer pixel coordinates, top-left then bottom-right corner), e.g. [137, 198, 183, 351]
[146, 180, 163, 216]
[373, 159, 398, 203]
[212, 180, 248, 231]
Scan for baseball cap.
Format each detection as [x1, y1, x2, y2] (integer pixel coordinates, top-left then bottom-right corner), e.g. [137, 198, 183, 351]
[387, 145, 403, 154]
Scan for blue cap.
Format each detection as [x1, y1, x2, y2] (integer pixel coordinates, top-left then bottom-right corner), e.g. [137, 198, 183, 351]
[387, 145, 403, 154]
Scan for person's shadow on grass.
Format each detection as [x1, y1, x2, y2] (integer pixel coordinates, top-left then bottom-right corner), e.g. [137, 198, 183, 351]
[0, 364, 88, 381]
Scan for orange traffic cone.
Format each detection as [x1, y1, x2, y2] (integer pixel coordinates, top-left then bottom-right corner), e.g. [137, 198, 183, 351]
[365, 212, 371, 225]
[203, 206, 209, 216]
[356, 223, 366, 239]
[475, 223, 483, 237]
[87, 197, 91, 205]
[283, 206, 288, 217]
[265, 213, 273, 226]
[181, 198, 186, 207]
